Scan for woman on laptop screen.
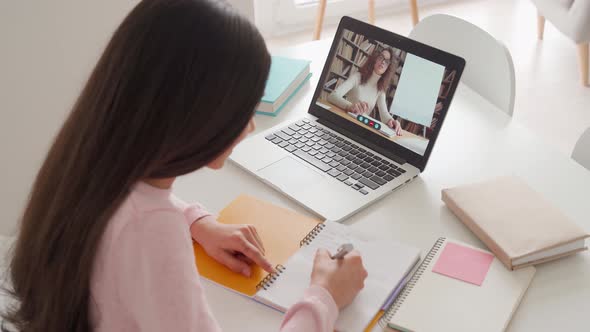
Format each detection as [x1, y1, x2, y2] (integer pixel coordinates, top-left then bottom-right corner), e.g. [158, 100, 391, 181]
[328, 47, 402, 135]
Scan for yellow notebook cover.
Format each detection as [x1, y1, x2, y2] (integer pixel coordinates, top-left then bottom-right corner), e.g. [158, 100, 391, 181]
[193, 195, 321, 296]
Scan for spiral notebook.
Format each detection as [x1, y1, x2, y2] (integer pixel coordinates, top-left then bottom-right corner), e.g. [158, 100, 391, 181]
[193, 195, 421, 332]
[379, 237, 536, 332]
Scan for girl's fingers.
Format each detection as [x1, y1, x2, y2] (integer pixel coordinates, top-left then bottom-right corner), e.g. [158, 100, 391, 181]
[243, 225, 265, 254]
[249, 226, 265, 253]
[215, 250, 252, 277]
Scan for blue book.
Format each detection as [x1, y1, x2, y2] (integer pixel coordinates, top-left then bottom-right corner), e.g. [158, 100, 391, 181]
[257, 56, 311, 116]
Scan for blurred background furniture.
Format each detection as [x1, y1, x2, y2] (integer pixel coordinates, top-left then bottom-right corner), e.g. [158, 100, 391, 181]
[409, 14, 516, 115]
[313, 0, 420, 40]
[572, 127, 590, 170]
[532, 0, 590, 86]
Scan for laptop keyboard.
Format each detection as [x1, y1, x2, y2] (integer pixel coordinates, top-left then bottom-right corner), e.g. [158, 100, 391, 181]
[264, 118, 406, 195]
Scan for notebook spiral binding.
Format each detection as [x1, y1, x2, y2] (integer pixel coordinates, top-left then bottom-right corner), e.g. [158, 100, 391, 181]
[255, 264, 286, 291]
[256, 222, 325, 291]
[379, 237, 446, 328]
[299, 223, 326, 246]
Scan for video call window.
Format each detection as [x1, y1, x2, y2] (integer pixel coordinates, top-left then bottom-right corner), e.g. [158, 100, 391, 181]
[315, 29, 458, 156]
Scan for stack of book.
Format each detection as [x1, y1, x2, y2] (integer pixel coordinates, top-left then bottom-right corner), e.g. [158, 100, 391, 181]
[442, 176, 589, 270]
[256, 56, 311, 116]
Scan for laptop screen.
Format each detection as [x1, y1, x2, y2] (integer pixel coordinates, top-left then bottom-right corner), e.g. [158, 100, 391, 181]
[314, 28, 457, 156]
[309, 17, 464, 171]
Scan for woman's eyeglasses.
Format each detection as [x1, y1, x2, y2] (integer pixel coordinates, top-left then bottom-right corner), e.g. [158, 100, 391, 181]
[377, 54, 392, 66]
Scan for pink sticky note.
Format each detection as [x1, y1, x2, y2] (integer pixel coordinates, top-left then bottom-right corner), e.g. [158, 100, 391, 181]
[432, 242, 494, 286]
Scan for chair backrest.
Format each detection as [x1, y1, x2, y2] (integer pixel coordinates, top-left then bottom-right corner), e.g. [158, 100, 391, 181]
[572, 127, 590, 171]
[409, 14, 515, 116]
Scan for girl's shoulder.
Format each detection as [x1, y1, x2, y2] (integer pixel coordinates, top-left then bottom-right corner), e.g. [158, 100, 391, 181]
[104, 184, 185, 241]
[104, 190, 188, 248]
[348, 71, 361, 82]
[129, 182, 181, 213]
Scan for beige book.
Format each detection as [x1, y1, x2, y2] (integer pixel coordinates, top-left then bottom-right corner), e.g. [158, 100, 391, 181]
[442, 176, 589, 270]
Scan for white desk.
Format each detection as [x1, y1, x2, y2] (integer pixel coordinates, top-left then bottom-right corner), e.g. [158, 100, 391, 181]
[174, 40, 590, 331]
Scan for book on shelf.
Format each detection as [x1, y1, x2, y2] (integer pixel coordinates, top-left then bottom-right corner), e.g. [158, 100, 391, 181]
[331, 59, 345, 74]
[336, 41, 343, 56]
[322, 78, 344, 93]
[324, 78, 337, 88]
[330, 59, 338, 74]
[343, 30, 354, 40]
[357, 54, 368, 67]
[359, 40, 373, 52]
[256, 56, 311, 116]
[344, 44, 354, 60]
[342, 65, 351, 76]
[354, 33, 365, 45]
[359, 40, 368, 51]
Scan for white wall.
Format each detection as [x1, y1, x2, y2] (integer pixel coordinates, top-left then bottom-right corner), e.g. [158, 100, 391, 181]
[0, 1, 139, 235]
[0, 0, 258, 236]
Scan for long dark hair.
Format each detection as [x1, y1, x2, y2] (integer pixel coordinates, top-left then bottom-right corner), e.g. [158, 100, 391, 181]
[2, 0, 270, 331]
[359, 46, 396, 92]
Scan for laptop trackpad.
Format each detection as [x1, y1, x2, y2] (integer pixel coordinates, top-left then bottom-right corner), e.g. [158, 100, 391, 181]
[259, 156, 325, 192]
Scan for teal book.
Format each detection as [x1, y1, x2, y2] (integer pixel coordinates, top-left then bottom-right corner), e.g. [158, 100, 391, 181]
[256, 56, 311, 116]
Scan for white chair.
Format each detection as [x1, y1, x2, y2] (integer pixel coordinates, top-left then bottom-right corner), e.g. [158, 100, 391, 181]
[533, 0, 590, 86]
[572, 127, 590, 170]
[409, 14, 516, 116]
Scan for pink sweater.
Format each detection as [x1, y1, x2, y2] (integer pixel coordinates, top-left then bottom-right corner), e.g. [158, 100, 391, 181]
[90, 182, 338, 331]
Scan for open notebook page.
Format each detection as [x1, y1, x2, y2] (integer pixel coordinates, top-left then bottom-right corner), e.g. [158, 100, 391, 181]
[255, 221, 421, 332]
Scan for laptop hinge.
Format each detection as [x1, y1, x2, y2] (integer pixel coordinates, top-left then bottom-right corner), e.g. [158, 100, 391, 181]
[317, 118, 407, 165]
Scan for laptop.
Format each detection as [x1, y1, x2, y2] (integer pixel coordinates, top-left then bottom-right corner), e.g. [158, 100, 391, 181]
[231, 16, 465, 222]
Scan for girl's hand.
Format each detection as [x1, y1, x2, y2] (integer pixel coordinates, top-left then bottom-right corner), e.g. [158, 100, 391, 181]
[310, 249, 367, 309]
[191, 216, 275, 277]
[348, 102, 369, 115]
[387, 119, 402, 136]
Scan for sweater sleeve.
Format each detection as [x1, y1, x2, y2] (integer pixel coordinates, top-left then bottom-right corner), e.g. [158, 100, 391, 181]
[169, 194, 212, 227]
[327, 73, 359, 110]
[376, 92, 393, 123]
[280, 285, 339, 332]
[113, 209, 339, 332]
[184, 202, 212, 227]
[113, 209, 222, 332]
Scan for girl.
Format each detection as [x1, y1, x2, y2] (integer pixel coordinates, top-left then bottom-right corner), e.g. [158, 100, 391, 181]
[328, 47, 403, 135]
[2, 1, 367, 331]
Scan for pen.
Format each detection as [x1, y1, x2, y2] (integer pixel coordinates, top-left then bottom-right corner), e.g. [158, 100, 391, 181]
[382, 272, 412, 310]
[330, 243, 354, 259]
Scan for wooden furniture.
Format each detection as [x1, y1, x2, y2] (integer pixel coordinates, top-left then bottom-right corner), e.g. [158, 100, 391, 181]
[532, 0, 590, 86]
[313, 0, 420, 40]
[409, 14, 516, 116]
[176, 40, 590, 331]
